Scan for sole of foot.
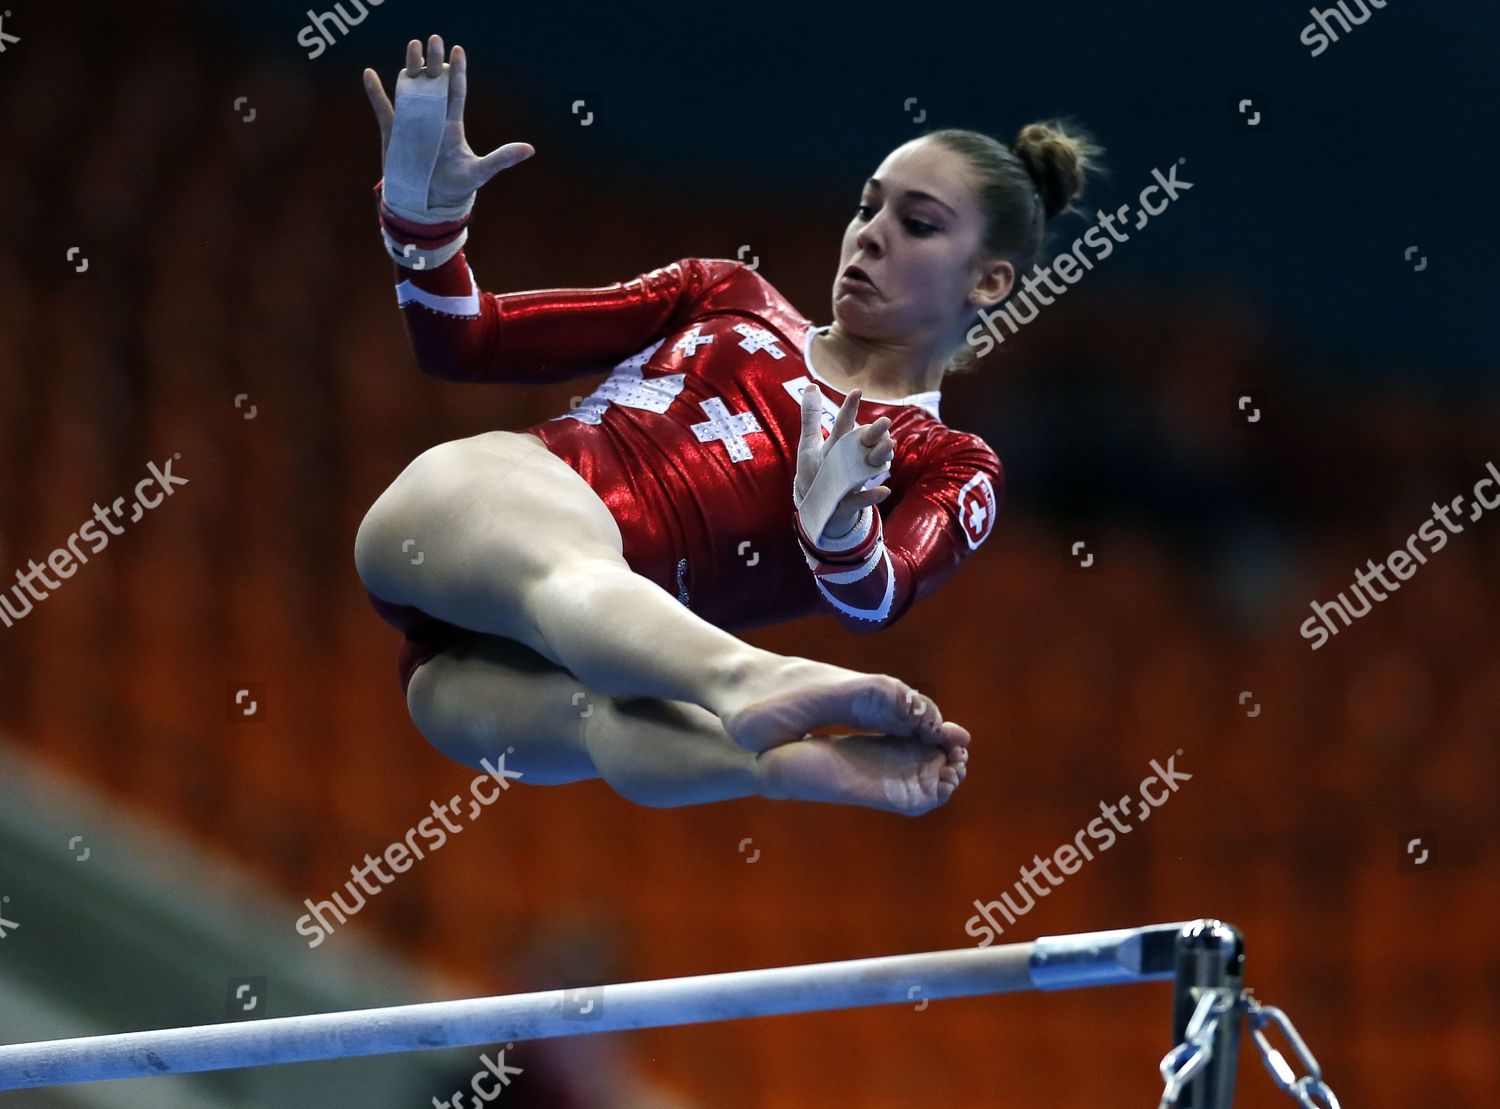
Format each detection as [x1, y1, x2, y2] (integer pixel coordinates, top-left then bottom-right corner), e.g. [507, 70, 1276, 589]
[723, 670, 946, 754]
[756, 721, 972, 816]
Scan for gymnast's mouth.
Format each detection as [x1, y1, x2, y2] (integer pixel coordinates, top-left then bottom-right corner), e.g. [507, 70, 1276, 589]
[839, 264, 877, 291]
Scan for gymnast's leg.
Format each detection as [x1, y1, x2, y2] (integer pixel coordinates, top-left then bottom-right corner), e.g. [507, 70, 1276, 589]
[405, 632, 969, 814]
[356, 431, 951, 753]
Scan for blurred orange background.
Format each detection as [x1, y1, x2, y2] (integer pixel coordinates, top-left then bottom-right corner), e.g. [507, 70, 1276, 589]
[1, 4, 1496, 1107]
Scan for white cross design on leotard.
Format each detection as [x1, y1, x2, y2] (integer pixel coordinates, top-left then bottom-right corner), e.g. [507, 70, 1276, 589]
[734, 323, 785, 359]
[956, 472, 997, 550]
[691, 396, 763, 462]
[558, 339, 684, 425]
[673, 326, 714, 357]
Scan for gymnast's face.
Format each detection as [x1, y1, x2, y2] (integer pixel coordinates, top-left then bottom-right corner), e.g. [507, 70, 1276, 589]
[832, 137, 1013, 349]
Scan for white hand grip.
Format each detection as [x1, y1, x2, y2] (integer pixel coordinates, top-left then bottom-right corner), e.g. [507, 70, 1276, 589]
[383, 68, 472, 223]
[796, 429, 890, 546]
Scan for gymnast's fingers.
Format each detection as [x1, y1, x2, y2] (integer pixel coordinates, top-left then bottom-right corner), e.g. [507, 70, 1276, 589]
[363, 69, 394, 160]
[474, 142, 537, 187]
[841, 485, 891, 514]
[828, 388, 860, 447]
[798, 384, 823, 447]
[860, 415, 892, 447]
[793, 386, 823, 501]
[446, 43, 467, 121]
[860, 422, 894, 467]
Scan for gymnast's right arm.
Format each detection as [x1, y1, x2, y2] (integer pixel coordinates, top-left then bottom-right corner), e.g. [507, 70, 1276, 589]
[365, 35, 721, 384]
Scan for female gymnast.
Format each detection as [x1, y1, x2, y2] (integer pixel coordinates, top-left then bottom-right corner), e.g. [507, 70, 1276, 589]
[355, 36, 1100, 817]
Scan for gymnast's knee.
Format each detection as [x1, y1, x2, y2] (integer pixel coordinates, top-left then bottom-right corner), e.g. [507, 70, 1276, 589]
[353, 439, 480, 601]
[355, 461, 428, 600]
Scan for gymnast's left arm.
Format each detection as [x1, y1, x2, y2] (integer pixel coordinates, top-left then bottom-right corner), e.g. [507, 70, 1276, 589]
[794, 431, 1004, 633]
[364, 37, 730, 385]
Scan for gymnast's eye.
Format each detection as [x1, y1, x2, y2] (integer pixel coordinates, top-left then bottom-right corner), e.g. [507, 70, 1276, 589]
[856, 203, 938, 237]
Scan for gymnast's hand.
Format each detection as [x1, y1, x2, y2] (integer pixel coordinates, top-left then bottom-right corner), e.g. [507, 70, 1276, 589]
[795, 386, 895, 541]
[363, 35, 534, 218]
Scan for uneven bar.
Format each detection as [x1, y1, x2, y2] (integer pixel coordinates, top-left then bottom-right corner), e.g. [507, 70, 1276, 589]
[0, 921, 1188, 1091]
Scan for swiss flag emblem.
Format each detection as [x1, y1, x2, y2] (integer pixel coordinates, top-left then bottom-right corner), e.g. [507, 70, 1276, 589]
[957, 473, 997, 549]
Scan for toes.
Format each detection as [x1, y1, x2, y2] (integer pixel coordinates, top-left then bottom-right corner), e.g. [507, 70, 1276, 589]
[937, 721, 971, 754]
[929, 722, 970, 759]
[916, 693, 945, 735]
[930, 743, 968, 800]
[894, 679, 945, 740]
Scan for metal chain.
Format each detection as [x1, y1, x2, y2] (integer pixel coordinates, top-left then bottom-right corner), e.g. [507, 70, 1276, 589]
[1157, 991, 1232, 1108]
[1155, 990, 1342, 1109]
[1244, 993, 1342, 1109]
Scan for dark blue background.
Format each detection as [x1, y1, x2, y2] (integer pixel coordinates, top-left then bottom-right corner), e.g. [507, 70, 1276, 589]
[218, 0, 1498, 384]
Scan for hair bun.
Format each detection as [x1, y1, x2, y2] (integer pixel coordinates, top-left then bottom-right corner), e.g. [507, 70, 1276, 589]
[1011, 120, 1103, 220]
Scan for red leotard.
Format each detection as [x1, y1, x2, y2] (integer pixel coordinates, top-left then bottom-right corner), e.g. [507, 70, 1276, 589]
[369, 182, 1003, 691]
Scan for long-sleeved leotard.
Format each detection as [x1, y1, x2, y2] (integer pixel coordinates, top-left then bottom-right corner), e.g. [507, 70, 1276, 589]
[368, 182, 1003, 685]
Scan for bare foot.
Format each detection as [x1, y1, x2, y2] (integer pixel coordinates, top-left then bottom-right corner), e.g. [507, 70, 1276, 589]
[754, 721, 971, 816]
[718, 656, 945, 753]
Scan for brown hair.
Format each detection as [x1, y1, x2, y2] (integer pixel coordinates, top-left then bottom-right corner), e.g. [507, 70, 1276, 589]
[927, 120, 1105, 374]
